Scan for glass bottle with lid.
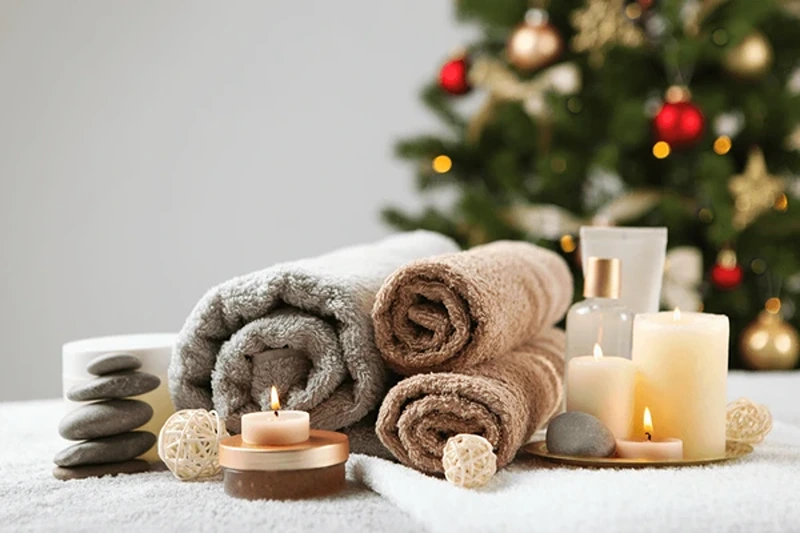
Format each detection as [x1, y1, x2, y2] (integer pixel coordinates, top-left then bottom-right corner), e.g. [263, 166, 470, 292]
[564, 257, 633, 406]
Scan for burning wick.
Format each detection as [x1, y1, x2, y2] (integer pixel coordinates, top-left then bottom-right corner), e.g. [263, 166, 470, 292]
[270, 385, 281, 417]
[592, 343, 604, 361]
[643, 407, 654, 442]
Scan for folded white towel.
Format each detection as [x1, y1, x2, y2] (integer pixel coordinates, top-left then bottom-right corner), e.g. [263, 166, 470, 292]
[349, 421, 800, 533]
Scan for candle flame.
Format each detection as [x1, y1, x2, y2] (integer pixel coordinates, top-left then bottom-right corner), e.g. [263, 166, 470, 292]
[643, 407, 654, 440]
[270, 386, 281, 411]
[673, 307, 681, 321]
[593, 343, 604, 361]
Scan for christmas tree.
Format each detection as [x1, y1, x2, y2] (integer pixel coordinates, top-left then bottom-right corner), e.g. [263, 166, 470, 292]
[385, 0, 800, 369]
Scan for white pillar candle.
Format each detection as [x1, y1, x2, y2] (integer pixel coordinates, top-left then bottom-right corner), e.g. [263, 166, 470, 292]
[567, 344, 636, 438]
[632, 310, 729, 460]
[616, 407, 683, 460]
[241, 387, 310, 446]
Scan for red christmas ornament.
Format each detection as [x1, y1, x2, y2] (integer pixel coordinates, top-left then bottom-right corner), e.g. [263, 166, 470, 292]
[653, 86, 705, 147]
[439, 56, 471, 95]
[711, 249, 743, 290]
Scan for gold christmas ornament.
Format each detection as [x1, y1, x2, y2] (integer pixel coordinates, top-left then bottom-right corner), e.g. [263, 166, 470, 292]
[728, 147, 784, 229]
[507, 10, 564, 72]
[442, 434, 497, 489]
[726, 398, 773, 445]
[723, 32, 773, 80]
[571, 0, 646, 67]
[740, 308, 800, 370]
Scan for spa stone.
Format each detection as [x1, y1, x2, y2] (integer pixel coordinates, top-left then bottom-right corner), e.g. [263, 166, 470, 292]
[86, 353, 142, 376]
[67, 372, 160, 401]
[53, 459, 150, 481]
[546, 412, 616, 458]
[59, 399, 154, 440]
[54, 431, 156, 467]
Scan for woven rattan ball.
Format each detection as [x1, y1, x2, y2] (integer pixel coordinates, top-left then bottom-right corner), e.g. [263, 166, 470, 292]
[442, 434, 497, 489]
[158, 409, 229, 481]
[726, 397, 772, 445]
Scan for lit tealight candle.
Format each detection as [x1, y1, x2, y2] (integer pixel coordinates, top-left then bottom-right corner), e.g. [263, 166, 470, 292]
[567, 343, 635, 438]
[241, 386, 310, 446]
[616, 407, 683, 460]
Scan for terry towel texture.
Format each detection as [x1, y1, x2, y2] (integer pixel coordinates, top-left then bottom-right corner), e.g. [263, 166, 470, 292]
[376, 329, 566, 473]
[169, 231, 459, 434]
[372, 241, 573, 375]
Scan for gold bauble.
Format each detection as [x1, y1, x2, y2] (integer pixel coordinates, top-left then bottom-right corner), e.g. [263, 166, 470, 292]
[722, 32, 773, 79]
[740, 311, 800, 370]
[507, 21, 563, 72]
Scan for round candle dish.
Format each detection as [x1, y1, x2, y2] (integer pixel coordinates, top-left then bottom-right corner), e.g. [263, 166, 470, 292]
[218, 429, 349, 500]
[522, 440, 752, 468]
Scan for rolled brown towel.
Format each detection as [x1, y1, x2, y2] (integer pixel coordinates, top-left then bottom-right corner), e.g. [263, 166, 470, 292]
[376, 328, 565, 474]
[372, 241, 572, 375]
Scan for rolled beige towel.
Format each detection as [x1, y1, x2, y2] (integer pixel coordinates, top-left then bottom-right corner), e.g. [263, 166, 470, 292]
[372, 241, 572, 375]
[375, 328, 565, 474]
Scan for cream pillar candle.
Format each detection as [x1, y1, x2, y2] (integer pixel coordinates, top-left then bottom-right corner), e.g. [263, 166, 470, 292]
[567, 344, 636, 438]
[241, 387, 310, 446]
[632, 310, 729, 460]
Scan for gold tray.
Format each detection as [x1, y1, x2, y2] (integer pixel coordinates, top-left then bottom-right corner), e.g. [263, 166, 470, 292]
[522, 440, 753, 468]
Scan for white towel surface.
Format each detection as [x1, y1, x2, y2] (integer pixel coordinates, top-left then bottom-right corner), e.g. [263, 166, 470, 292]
[1, 372, 798, 532]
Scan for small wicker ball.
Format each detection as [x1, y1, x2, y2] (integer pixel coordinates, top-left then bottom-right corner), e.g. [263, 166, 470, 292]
[726, 397, 772, 445]
[442, 434, 497, 489]
[158, 409, 229, 481]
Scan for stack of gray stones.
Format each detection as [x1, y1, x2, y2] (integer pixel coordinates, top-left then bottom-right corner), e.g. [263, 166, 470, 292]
[54, 353, 160, 480]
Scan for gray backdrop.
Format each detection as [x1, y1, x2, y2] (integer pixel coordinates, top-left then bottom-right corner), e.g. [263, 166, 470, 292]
[0, 1, 471, 400]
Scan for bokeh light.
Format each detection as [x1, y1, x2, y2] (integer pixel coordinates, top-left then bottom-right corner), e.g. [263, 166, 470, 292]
[560, 234, 577, 253]
[653, 141, 671, 159]
[432, 155, 452, 173]
[713, 136, 732, 155]
[765, 297, 782, 314]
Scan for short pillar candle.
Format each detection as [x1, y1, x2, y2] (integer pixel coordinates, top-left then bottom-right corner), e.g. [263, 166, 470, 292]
[632, 310, 729, 460]
[567, 344, 636, 439]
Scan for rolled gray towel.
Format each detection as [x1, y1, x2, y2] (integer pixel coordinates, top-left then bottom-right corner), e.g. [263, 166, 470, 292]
[170, 231, 459, 434]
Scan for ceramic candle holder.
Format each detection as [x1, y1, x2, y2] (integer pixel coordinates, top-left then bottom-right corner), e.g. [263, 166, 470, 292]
[219, 430, 349, 500]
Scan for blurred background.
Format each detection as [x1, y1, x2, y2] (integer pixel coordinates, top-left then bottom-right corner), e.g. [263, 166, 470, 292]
[0, 1, 471, 401]
[3, 0, 800, 401]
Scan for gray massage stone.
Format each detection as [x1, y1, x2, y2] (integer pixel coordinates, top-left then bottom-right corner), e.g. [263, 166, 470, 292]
[67, 372, 160, 401]
[54, 431, 157, 467]
[546, 412, 617, 458]
[53, 459, 150, 481]
[86, 353, 142, 376]
[58, 399, 154, 441]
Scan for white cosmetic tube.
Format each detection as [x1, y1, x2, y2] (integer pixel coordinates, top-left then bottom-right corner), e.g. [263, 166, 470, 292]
[579, 227, 667, 314]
